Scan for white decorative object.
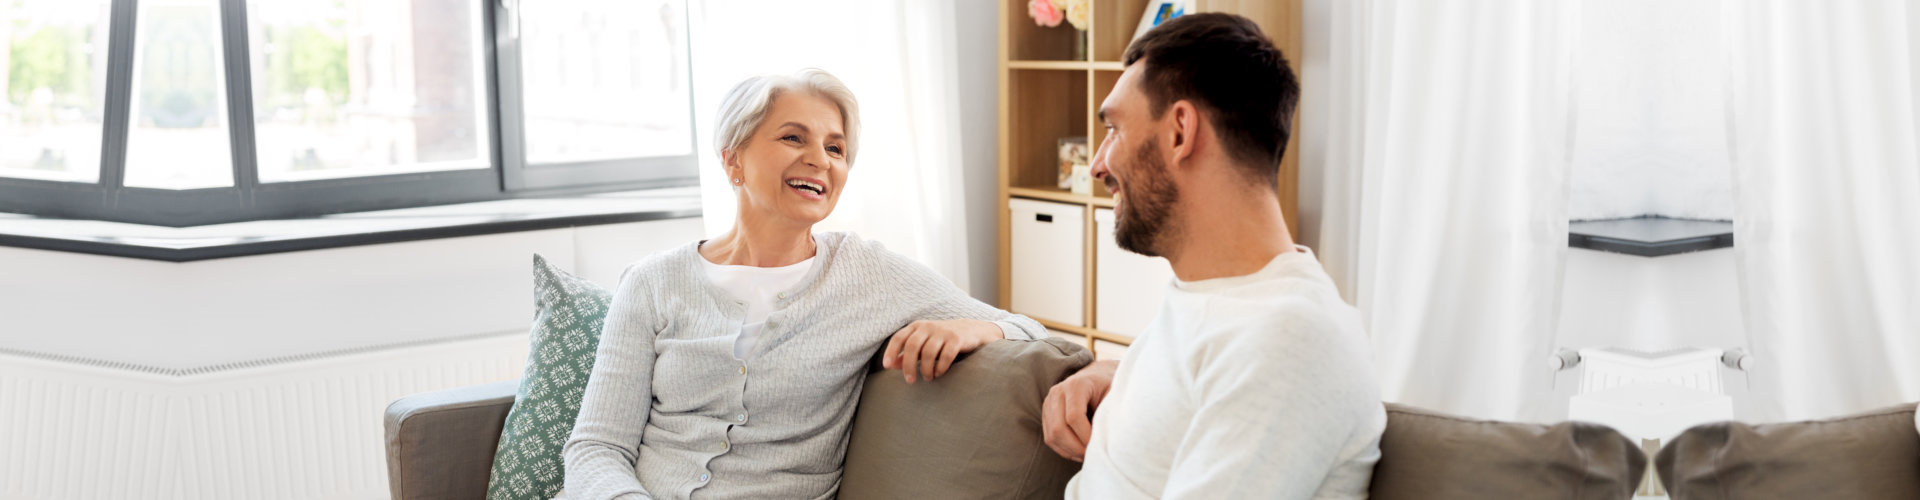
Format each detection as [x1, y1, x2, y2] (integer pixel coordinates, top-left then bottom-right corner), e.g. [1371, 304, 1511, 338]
[1069, 163, 1092, 195]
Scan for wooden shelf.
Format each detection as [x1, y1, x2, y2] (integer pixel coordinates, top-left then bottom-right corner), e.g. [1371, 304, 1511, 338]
[1040, 318, 1134, 345]
[1037, 318, 1134, 361]
[1007, 60, 1123, 71]
[1008, 60, 1101, 71]
[1008, 186, 1115, 208]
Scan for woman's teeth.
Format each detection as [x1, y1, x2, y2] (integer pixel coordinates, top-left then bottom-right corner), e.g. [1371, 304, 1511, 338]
[786, 179, 825, 194]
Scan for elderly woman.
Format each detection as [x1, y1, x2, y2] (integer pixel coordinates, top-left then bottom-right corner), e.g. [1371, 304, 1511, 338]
[557, 69, 1045, 499]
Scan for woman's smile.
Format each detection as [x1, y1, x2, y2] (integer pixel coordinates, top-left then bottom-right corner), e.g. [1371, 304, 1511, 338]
[785, 176, 829, 201]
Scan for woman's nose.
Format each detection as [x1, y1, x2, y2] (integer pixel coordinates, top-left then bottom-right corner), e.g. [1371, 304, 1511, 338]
[805, 147, 830, 169]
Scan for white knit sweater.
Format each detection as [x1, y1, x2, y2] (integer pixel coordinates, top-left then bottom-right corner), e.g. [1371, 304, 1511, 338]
[561, 232, 1046, 499]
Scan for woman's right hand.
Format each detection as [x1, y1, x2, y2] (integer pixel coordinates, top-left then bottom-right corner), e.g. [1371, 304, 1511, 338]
[882, 319, 1004, 383]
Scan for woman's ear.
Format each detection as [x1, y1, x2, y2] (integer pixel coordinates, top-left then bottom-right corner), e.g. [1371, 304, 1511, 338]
[721, 149, 742, 183]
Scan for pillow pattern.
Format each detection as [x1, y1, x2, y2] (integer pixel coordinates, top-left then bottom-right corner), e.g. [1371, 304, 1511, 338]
[485, 255, 614, 500]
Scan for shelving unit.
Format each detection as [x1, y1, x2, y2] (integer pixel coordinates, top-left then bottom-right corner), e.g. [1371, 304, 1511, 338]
[996, 0, 1302, 358]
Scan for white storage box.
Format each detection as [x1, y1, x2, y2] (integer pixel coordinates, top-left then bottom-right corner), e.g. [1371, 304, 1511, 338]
[1095, 208, 1173, 338]
[1009, 198, 1085, 326]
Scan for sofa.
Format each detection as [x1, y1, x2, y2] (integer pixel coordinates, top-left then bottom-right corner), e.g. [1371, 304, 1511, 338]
[1655, 402, 1920, 500]
[386, 338, 1648, 500]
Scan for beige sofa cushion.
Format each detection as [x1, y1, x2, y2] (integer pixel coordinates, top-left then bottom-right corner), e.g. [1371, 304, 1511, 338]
[1369, 403, 1647, 500]
[1655, 402, 1920, 500]
[839, 337, 1092, 500]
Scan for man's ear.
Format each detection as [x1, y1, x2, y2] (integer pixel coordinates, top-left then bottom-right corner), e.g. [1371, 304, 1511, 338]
[1166, 100, 1201, 167]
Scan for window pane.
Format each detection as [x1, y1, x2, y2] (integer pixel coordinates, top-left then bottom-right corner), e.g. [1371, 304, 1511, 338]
[122, 0, 234, 190]
[248, 0, 489, 184]
[521, 0, 691, 164]
[0, 0, 111, 183]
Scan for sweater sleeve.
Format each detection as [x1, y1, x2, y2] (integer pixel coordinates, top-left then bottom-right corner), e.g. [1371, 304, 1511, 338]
[1158, 300, 1380, 500]
[560, 266, 658, 499]
[866, 238, 1047, 341]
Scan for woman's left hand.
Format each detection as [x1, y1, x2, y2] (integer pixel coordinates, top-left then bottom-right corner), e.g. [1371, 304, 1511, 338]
[882, 319, 1005, 384]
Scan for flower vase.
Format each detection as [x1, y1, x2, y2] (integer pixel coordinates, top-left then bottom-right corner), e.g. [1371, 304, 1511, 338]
[1074, 29, 1088, 61]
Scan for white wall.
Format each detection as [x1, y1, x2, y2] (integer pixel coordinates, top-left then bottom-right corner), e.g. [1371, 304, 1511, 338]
[0, 218, 704, 370]
[1297, 0, 1330, 252]
[956, 0, 1003, 304]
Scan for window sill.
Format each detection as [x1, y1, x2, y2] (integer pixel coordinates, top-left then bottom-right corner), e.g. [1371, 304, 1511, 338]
[1568, 216, 1733, 257]
[0, 186, 702, 262]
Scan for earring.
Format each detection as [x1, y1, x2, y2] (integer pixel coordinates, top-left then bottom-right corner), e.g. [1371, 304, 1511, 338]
[732, 177, 743, 185]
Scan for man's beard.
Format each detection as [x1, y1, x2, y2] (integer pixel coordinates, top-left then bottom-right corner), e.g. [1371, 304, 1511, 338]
[1111, 140, 1179, 257]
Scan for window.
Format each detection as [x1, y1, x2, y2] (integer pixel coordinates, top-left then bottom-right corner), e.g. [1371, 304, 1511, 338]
[0, 0, 111, 184]
[0, 0, 696, 227]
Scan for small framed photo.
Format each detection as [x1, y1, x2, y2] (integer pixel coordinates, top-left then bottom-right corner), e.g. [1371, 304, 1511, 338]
[1057, 137, 1089, 190]
[1133, 0, 1193, 41]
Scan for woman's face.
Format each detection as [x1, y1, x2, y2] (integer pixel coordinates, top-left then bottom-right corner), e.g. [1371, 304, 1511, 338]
[727, 92, 850, 229]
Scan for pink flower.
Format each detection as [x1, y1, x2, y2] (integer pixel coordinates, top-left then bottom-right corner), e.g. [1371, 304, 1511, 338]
[1028, 0, 1063, 27]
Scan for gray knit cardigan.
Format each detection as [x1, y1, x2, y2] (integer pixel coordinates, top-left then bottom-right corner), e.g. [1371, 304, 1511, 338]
[560, 232, 1047, 499]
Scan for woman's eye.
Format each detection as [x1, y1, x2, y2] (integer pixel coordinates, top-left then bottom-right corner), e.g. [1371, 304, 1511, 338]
[781, 134, 801, 143]
[826, 145, 844, 155]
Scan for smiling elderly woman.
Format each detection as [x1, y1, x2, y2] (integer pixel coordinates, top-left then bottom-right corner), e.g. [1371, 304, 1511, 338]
[555, 69, 1045, 500]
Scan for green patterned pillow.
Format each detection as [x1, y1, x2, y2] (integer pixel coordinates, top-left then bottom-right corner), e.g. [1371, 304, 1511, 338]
[487, 255, 614, 500]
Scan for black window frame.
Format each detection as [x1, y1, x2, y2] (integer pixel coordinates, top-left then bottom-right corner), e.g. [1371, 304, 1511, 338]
[0, 0, 699, 228]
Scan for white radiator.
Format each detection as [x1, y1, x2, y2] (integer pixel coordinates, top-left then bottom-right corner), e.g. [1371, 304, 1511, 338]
[0, 333, 528, 500]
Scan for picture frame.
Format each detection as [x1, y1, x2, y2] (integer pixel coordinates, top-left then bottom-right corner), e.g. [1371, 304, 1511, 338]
[1057, 137, 1089, 190]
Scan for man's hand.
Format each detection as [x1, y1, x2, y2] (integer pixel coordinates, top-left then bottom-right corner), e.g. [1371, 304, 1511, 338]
[1043, 359, 1119, 462]
[882, 319, 1004, 383]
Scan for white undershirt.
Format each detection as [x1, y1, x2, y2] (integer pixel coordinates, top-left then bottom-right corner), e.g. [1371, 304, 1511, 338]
[700, 256, 814, 361]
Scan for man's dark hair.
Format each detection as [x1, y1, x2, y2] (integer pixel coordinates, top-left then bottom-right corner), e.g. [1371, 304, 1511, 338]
[1123, 13, 1298, 185]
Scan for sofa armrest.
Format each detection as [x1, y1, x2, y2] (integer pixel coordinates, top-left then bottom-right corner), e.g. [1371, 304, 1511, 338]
[384, 380, 520, 500]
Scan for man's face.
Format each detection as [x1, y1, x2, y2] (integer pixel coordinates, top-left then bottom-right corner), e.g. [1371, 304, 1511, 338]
[1092, 66, 1181, 257]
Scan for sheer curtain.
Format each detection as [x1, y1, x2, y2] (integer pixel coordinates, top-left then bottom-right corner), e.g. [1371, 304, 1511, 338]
[1724, 1, 1920, 421]
[686, 0, 973, 288]
[1313, 1, 1579, 421]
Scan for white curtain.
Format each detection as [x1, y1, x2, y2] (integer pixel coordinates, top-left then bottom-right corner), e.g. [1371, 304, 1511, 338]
[686, 0, 973, 289]
[1314, 1, 1578, 421]
[1724, 1, 1920, 421]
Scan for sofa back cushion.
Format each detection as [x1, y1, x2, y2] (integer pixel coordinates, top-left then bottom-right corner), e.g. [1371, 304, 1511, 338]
[1655, 402, 1920, 500]
[840, 337, 1092, 500]
[1369, 403, 1647, 500]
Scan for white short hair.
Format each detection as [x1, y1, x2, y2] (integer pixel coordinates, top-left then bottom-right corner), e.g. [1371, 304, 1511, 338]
[712, 68, 861, 166]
